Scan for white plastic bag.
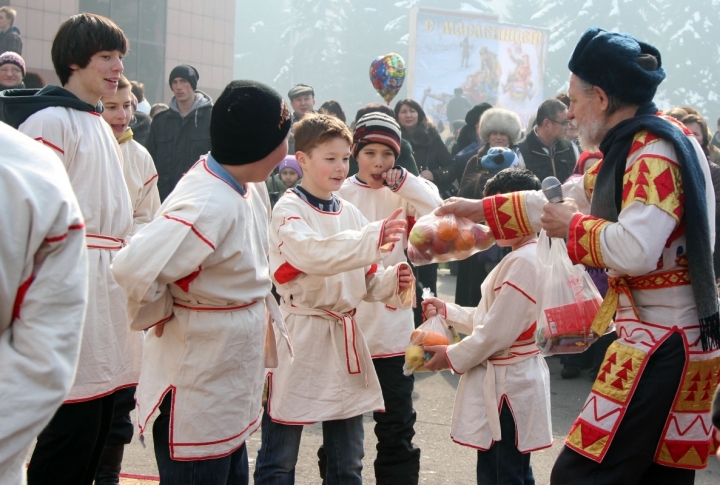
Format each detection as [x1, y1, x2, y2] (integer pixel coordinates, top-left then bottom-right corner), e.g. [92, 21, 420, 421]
[407, 213, 495, 266]
[403, 289, 460, 375]
[534, 230, 609, 356]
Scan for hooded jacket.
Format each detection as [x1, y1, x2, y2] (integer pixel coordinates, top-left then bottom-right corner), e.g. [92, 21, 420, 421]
[0, 86, 101, 128]
[0, 26, 22, 55]
[146, 91, 212, 201]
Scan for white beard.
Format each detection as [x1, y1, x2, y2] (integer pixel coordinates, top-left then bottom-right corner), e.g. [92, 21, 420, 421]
[578, 116, 607, 153]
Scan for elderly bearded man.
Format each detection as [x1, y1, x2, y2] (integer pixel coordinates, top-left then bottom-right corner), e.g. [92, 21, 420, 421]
[437, 27, 720, 485]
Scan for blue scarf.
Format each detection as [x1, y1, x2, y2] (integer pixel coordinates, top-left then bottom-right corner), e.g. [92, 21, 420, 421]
[591, 102, 719, 351]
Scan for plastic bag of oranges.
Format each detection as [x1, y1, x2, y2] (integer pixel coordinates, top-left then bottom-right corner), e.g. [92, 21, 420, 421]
[403, 290, 461, 375]
[407, 213, 495, 266]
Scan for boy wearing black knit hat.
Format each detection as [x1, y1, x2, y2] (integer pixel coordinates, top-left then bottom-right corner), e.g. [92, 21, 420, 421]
[337, 112, 442, 483]
[112, 80, 294, 483]
[146, 63, 212, 201]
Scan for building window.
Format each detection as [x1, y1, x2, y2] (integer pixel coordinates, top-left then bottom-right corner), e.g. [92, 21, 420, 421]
[80, 0, 167, 104]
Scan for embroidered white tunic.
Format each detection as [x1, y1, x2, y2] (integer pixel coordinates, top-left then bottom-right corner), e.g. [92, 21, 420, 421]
[338, 171, 441, 358]
[112, 156, 274, 460]
[268, 191, 413, 423]
[19, 107, 135, 402]
[113, 158, 270, 460]
[443, 242, 553, 452]
[0, 124, 88, 485]
[119, 136, 161, 237]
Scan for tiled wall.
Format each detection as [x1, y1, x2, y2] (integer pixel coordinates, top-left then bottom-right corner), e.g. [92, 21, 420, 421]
[164, 0, 235, 101]
[2, 0, 235, 100]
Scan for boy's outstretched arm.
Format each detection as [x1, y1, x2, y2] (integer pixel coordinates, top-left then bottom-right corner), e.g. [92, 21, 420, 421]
[272, 206, 406, 277]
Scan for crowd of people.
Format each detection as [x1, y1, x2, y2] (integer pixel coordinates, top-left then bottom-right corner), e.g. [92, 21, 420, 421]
[0, 10, 720, 485]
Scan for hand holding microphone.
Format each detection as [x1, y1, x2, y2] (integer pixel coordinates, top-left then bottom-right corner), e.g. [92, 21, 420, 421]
[540, 176, 580, 238]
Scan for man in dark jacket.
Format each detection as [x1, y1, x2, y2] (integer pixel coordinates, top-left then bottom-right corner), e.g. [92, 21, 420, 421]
[517, 98, 578, 183]
[0, 7, 22, 55]
[146, 64, 212, 201]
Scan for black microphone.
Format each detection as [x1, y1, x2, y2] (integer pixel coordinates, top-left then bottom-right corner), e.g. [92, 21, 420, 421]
[541, 176, 564, 203]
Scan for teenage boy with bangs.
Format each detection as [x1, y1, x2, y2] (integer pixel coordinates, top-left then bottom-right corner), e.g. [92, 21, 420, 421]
[254, 114, 415, 484]
[337, 112, 442, 484]
[0, 14, 135, 485]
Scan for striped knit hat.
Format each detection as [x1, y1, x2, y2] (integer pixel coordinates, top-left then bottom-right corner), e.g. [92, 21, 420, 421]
[352, 112, 402, 159]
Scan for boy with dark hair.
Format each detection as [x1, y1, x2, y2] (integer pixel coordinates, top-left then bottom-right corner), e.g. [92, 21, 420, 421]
[423, 168, 552, 485]
[337, 112, 442, 484]
[112, 80, 293, 483]
[254, 114, 415, 484]
[0, 13, 134, 485]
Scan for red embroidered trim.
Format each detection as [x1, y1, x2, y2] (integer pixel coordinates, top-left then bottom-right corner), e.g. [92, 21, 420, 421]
[12, 275, 34, 320]
[143, 173, 159, 186]
[492, 281, 536, 304]
[163, 214, 215, 250]
[366, 264, 378, 276]
[34, 137, 64, 154]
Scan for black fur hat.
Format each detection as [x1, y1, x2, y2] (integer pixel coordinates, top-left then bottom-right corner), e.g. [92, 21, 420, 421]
[568, 27, 666, 105]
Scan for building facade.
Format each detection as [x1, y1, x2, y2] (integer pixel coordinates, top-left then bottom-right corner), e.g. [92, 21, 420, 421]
[1, 0, 235, 103]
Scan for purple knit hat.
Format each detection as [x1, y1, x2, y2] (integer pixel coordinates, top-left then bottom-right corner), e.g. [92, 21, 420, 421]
[0, 51, 25, 76]
[278, 155, 302, 177]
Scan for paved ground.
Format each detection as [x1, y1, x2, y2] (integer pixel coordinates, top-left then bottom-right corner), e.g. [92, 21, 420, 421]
[118, 270, 720, 484]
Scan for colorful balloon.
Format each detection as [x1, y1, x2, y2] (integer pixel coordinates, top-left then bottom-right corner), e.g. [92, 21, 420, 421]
[369, 53, 406, 105]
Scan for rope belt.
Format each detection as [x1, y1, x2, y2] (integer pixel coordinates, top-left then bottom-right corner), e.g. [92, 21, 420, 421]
[86, 234, 125, 251]
[591, 269, 691, 335]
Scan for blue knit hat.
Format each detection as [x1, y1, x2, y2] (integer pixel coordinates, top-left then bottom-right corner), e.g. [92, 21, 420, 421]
[481, 147, 518, 172]
[568, 27, 666, 105]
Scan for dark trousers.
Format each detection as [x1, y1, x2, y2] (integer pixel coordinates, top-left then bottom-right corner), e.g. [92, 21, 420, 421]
[95, 386, 136, 484]
[316, 356, 420, 484]
[550, 333, 695, 485]
[372, 355, 420, 484]
[476, 400, 534, 484]
[27, 392, 116, 485]
[153, 392, 249, 485]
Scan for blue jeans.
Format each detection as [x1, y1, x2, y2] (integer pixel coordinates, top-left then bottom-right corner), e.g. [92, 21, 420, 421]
[476, 401, 534, 485]
[153, 392, 249, 485]
[254, 408, 364, 485]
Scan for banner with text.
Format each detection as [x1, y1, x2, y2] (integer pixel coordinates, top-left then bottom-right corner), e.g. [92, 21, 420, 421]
[408, 8, 549, 128]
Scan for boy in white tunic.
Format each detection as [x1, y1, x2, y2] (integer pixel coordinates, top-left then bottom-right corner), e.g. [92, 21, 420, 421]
[96, 73, 160, 484]
[112, 80, 292, 484]
[0, 14, 134, 485]
[254, 114, 415, 485]
[423, 168, 552, 485]
[0, 123, 88, 485]
[336, 111, 442, 483]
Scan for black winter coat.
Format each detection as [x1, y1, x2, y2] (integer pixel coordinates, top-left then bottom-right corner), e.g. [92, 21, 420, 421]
[404, 123, 457, 198]
[146, 98, 212, 201]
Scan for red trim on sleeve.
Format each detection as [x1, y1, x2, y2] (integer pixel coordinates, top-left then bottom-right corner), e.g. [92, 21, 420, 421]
[445, 348, 464, 375]
[69, 223, 85, 230]
[143, 173, 159, 186]
[34, 137, 64, 154]
[12, 275, 34, 320]
[366, 264, 378, 276]
[174, 267, 201, 292]
[274, 261, 304, 284]
[163, 214, 215, 250]
[482, 197, 502, 239]
[492, 281, 536, 304]
[45, 233, 68, 243]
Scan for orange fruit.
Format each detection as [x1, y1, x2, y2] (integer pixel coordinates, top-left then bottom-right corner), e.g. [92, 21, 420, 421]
[423, 331, 449, 346]
[437, 217, 459, 241]
[454, 228, 475, 251]
[410, 329, 426, 344]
